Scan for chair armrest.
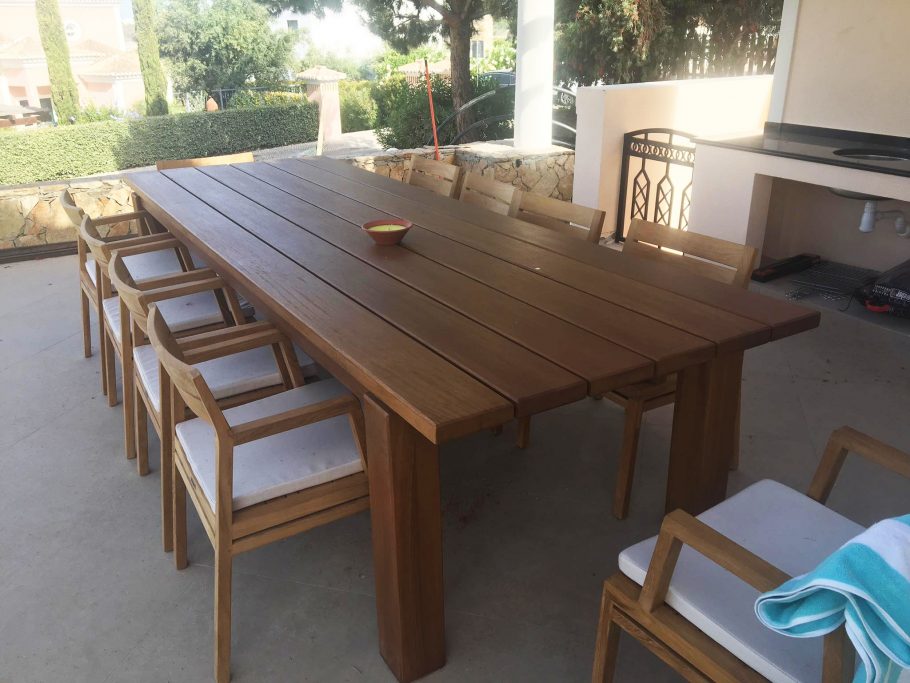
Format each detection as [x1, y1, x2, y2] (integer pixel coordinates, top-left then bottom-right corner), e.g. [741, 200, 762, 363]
[93, 211, 147, 226]
[807, 426, 910, 504]
[110, 236, 181, 259]
[230, 394, 359, 445]
[639, 509, 790, 613]
[182, 326, 286, 364]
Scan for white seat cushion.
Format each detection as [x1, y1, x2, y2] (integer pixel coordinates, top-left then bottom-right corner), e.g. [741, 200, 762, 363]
[102, 291, 225, 344]
[133, 344, 287, 413]
[175, 380, 362, 510]
[86, 249, 183, 287]
[618, 480, 864, 683]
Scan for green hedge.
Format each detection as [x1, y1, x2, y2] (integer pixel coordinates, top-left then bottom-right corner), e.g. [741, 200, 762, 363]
[0, 103, 319, 185]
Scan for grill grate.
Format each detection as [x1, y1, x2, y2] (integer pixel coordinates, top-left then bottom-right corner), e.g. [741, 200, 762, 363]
[785, 261, 879, 302]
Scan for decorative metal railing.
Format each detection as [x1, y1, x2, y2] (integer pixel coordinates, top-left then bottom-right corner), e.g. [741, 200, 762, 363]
[614, 128, 697, 241]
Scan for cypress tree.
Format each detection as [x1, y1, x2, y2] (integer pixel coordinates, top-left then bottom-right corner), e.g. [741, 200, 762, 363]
[132, 0, 169, 115]
[35, 0, 80, 123]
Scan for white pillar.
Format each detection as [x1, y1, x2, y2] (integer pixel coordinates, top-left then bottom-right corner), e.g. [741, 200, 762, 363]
[514, 0, 554, 149]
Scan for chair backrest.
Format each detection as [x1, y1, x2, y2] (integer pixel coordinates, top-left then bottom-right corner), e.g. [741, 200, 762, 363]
[509, 192, 606, 244]
[108, 253, 149, 329]
[156, 151, 254, 171]
[623, 219, 758, 288]
[404, 155, 461, 198]
[60, 190, 84, 227]
[77, 215, 112, 268]
[459, 172, 521, 216]
[147, 305, 227, 432]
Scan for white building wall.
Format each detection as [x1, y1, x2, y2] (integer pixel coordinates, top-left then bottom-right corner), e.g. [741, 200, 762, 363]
[573, 76, 773, 233]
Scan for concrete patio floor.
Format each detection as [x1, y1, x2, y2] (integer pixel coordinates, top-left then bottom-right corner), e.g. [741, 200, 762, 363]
[1, 254, 909, 683]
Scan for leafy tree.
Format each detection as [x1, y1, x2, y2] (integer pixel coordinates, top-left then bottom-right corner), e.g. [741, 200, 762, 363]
[35, 0, 80, 123]
[158, 0, 295, 97]
[556, 0, 782, 86]
[132, 0, 169, 115]
[348, 0, 516, 136]
[368, 44, 448, 81]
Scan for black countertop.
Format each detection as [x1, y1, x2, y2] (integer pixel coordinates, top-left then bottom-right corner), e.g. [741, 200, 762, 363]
[696, 123, 910, 178]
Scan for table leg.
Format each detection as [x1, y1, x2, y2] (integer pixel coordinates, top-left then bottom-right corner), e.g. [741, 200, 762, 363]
[666, 352, 743, 515]
[364, 395, 446, 683]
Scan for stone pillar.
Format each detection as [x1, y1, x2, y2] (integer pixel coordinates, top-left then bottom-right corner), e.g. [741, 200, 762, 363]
[514, 0, 554, 149]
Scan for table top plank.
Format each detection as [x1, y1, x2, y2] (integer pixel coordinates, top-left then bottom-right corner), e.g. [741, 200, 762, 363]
[276, 158, 770, 354]
[162, 167, 587, 416]
[306, 156, 819, 339]
[127, 171, 513, 443]
[232, 162, 713, 376]
[199, 163, 655, 393]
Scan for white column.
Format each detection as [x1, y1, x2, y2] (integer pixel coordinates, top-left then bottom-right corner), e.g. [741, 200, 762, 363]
[513, 0, 554, 149]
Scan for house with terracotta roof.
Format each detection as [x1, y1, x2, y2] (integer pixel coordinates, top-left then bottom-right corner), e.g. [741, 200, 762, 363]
[0, 0, 145, 115]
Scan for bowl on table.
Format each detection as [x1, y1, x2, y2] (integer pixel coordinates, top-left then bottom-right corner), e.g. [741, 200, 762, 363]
[362, 218, 412, 246]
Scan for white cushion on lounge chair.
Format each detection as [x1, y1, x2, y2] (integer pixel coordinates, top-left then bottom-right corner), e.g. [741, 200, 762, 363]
[133, 344, 286, 413]
[618, 480, 864, 683]
[102, 291, 225, 344]
[86, 248, 183, 287]
[175, 380, 362, 510]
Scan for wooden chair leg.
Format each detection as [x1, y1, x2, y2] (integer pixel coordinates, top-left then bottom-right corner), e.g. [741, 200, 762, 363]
[612, 399, 645, 520]
[123, 355, 136, 463]
[173, 463, 187, 569]
[592, 583, 622, 683]
[516, 416, 531, 449]
[135, 388, 149, 475]
[104, 333, 118, 408]
[80, 291, 92, 358]
[214, 545, 233, 683]
[99, 313, 108, 396]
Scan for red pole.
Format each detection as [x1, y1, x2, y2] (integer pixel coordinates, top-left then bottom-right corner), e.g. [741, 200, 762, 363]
[424, 59, 441, 161]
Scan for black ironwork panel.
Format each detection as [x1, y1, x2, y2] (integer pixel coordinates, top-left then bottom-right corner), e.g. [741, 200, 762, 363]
[614, 129, 696, 241]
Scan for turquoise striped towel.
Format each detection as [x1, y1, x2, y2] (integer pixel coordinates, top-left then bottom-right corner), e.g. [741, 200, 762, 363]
[755, 515, 910, 683]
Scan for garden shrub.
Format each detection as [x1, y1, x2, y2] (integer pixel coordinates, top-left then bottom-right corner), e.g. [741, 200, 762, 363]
[0, 103, 318, 185]
[339, 80, 377, 133]
[372, 74, 513, 149]
[228, 89, 304, 108]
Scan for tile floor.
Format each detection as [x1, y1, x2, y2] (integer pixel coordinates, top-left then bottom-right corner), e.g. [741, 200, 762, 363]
[1, 255, 908, 682]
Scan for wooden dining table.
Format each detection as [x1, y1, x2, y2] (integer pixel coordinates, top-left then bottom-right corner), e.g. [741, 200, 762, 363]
[128, 156, 819, 683]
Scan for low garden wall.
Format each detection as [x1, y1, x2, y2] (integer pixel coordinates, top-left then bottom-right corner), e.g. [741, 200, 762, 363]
[343, 141, 575, 201]
[0, 140, 575, 252]
[0, 177, 137, 249]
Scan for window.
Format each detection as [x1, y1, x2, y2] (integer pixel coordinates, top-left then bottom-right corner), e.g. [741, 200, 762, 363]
[470, 40, 484, 59]
[286, 19, 298, 32]
[63, 20, 81, 40]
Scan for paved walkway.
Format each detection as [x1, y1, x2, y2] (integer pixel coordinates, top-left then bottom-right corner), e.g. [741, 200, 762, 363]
[252, 129, 384, 162]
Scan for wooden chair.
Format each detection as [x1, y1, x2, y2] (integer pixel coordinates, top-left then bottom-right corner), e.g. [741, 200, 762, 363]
[76, 212, 190, 402]
[403, 154, 461, 198]
[592, 426, 910, 683]
[156, 151, 254, 171]
[459, 171, 522, 215]
[509, 192, 607, 244]
[609, 219, 758, 519]
[109, 255, 318, 551]
[147, 305, 370, 683]
[61, 189, 152, 360]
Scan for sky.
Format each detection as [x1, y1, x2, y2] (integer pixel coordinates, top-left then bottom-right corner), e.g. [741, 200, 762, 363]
[121, 0, 386, 61]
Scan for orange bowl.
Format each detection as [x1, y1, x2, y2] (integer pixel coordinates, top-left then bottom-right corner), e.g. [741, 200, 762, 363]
[362, 218, 412, 246]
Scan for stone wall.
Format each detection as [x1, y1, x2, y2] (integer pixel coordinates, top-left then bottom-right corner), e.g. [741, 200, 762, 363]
[343, 141, 575, 201]
[0, 177, 138, 250]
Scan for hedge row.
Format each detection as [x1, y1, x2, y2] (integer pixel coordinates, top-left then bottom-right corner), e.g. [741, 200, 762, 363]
[0, 103, 319, 185]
